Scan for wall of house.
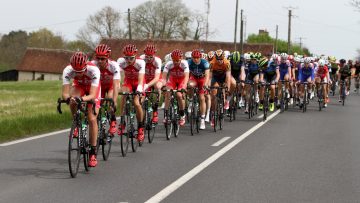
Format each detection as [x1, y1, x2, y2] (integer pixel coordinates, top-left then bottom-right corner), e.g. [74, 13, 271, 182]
[18, 71, 61, 81]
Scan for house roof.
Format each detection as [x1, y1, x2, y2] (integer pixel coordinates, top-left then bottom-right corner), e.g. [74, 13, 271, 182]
[16, 48, 74, 74]
[101, 38, 274, 60]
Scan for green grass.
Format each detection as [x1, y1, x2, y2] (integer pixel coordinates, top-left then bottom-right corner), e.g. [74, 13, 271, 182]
[0, 80, 72, 143]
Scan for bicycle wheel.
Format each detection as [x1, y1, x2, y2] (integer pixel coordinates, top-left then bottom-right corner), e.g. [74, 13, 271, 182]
[120, 117, 129, 157]
[318, 88, 323, 111]
[130, 117, 138, 152]
[303, 91, 307, 113]
[173, 108, 180, 137]
[212, 111, 217, 132]
[189, 101, 195, 136]
[82, 128, 90, 172]
[101, 117, 112, 160]
[263, 91, 268, 121]
[218, 101, 224, 130]
[146, 110, 156, 144]
[342, 85, 346, 106]
[280, 88, 285, 113]
[68, 123, 81, 178]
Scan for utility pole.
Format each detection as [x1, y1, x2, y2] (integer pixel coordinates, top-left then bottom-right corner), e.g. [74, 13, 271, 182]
[205, 0, 210, 41]
[287, 9, 292, 54]
[275, 25, 278, 53]
[234, 0, 239, 51]
[240, 10, 244, 54]
[297, 37, 306, 50]
[128, 8, 132, 40]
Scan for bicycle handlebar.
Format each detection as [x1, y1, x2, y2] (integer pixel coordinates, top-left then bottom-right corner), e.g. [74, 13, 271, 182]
[57, 98, 96, 115]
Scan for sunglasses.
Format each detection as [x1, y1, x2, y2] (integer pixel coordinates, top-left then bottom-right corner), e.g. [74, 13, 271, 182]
[96, 57, 107, 61]
[124, 56, 135, 60]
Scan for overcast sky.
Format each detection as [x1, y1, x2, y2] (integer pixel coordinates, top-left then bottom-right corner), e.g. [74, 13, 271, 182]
[1, 0, 359, 59]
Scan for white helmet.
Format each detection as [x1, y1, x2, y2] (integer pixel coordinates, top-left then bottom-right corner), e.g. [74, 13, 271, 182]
[164, 53, 172, 63]
[271, 53, 278, 60]
[201, 53, 207, 60]
[304, 57, 312, 64]
[280, 53, 288, 60]
[318, 59, 326, 66]
[244, 53, 251, 60]
[224, 50, 231, 59]
[185, 51, 192, 59]
[294, 57, 301, 63]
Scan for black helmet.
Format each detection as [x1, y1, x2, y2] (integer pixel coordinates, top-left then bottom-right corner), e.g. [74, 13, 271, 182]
[339, 59, 346, 64]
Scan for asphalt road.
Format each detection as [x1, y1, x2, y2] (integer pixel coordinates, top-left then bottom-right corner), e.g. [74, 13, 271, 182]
[1, 91, 360, 203]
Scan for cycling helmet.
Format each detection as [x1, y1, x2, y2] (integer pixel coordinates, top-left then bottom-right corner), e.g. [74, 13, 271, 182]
[95, 44, 111, 57]
[250, 52, 257, 60]
[339, 59, 346, 64]
[244, 53, 251, 60]
[123, 44, 138, 56]
[348, 59, 353, 65]
[318, 59, 326, 66]
[288, 55, 294, 61]
[201, 53, 207, 60]
[164, 53, 172, 63]
[191, 49, 202, 58]
[258, 57, 269, 68]
[304, 57, 312, 64]
[185, 51, 192, 59]
[271, 53, 278, 60]
[215, 49, 224, 60]
[232, 51, 241, 63]
[144, 44, 157, 56]
[70, 52, 88, 72]
[254, 52, 262, 60]
[171, 49, 183, 60]
[207, 51, 215, 61]
[280, 53, 288, 60]
[224, 50, 231, 59]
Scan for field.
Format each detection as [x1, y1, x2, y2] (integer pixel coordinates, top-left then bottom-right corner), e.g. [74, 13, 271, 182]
[0, 81, 72, 143]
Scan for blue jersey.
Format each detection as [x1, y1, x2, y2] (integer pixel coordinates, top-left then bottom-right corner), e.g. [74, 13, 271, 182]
[298, 64, 314, 81]
[262, 61, 278, 75]
[187, 58, 210, 77]
[246, 63, 260, 74]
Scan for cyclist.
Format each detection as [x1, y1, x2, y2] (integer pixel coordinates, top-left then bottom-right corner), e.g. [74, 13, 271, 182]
[162, 49, 189, 126]
[328, 56, 339, 93]
[277, 53, 292, 107]
[205, 50, 215, 122]
[92, 44, 120, 135]
[187, 49, 210, 129]
[139, 44, 163, 123]
[338, 59, 351, 101]
[229, 51, 245, 108]
[354, 60, 360, 92]
[62, 52, 101, 167]
[209, 49, 236, 126]
[244, 52, 261, 113]
[117, 44, 146, 142]
[315, 59, 331, 107]
[259, 57, 279, 112]
[298, 57, 315, 108]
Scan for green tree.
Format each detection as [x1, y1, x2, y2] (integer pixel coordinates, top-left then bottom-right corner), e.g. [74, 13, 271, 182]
[246, 33, 310, 55]
[28, 28, 65, 49]
[0, 30, 29, 71]
[66, 40, 92, 53]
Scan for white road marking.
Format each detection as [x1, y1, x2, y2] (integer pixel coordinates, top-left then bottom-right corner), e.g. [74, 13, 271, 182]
[0, 129, 70, 147]
[211, 137, 231, 147]
[145, 110, 280, 203]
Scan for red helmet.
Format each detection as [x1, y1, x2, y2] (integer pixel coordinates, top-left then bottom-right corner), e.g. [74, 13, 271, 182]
[144, 44, 157, 56]
[191, 49, 202, 58]
[123, 44, 138, 56]
[171, 49, 183, 60]
[288, 55, 294, 61]
[70, 52, 88, 72]
[95, 44, 111, 57]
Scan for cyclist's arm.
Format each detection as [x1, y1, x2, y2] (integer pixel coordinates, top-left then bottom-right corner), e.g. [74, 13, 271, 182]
[275, 69, 280, 82]
[62, 84, 70, 100]
[82, 85, 98, 101]
[204, 69, 210, 87]
[226, 70, 231, 89]
[147, 72, 160, 87]
[113, 79, 120, 106]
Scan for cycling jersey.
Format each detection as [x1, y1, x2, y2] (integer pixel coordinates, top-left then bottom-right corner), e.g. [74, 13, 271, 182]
[163, 60, 189, 90]
[279, 61, 291, 80]
[339, 65, 351, 78]
[230, 59, 243, 82]
[187, 58, 210, 78]
[139, 55, 162, 82]
[315, 65, 329, 80]
[355, 63, 360, 75]
[210, 59, 231, 85]
[62, 62, 101, 107]
[298, 63, 314, 82]
[117, 58, 146, 91]
[91, 59, 120, 91]
[261, 61, 278, 83]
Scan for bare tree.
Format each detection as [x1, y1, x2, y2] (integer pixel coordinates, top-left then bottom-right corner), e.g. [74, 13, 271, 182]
[77, 6, 124, 48]
[130, 0, 192, 40]
[350, 0, 360, 11]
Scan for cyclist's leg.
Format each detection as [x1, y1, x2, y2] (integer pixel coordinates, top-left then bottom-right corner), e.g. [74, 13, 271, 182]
[87, 85, 101, 149]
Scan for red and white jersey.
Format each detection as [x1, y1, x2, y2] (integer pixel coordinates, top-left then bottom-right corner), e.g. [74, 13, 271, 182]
[316, 65, 329, 79]
[91, 59, 120, 87]
[163, 60, 189, 79]
[62, 62, 100, 87]
[139, 54, 162, 82]
[117, 58, 145, 80]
